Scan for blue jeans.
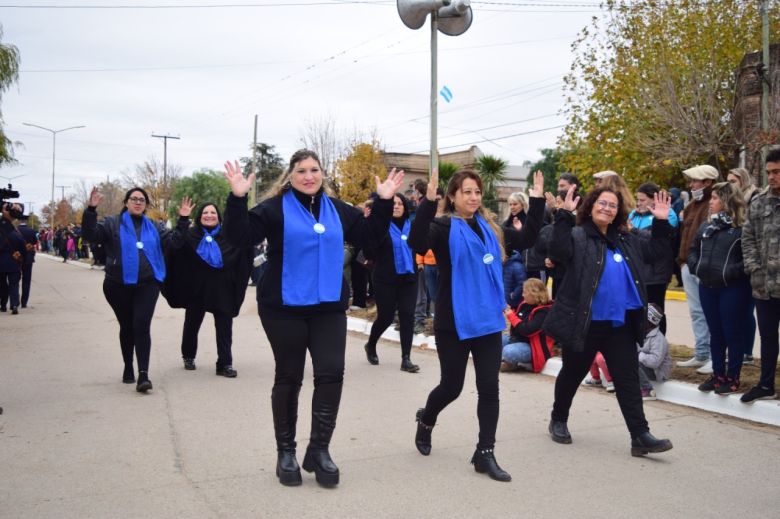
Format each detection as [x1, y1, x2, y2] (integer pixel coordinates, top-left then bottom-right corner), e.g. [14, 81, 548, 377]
[681, 264, 710, 360]
[423, 265, 438, 306]
[699, 278, 753, 379]
[501, 334, 532, 365]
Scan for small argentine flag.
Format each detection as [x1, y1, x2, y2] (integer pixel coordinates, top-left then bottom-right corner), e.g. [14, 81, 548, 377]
[439, 85, 453, 103]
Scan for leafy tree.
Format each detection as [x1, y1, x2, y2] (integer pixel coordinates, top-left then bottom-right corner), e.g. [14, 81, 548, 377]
[240, 142, 285, 202]
[437, 162, 460, 191]
[475, 154, 507, 213]
[169, 169, 231, 220]
[0, 25, 19, 167]
[122, 157, 182, 221]
[527, 148, 565, 194]
[336, 141, 386, 205]
[559, 0, 780, 188]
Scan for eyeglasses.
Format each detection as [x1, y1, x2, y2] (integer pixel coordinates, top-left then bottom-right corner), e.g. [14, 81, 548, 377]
[128, 197, 146, 204]
[595, 200, 619, 211]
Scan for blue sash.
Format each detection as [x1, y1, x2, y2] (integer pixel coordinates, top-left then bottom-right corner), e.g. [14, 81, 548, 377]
[449, 215, 506, 340]
[389, 219, 414, 275]
[591, 247, 644, 326]
[120, 211, 166, 284]
[196, 225, 223, 269]
[281, 190, 344, 306]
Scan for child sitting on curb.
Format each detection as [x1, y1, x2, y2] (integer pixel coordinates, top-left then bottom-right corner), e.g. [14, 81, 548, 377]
[637, 303, 672, 400]
[500, 278, 555, 373]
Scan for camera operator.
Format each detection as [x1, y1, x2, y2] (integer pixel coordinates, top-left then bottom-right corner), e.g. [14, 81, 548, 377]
[0, 202, 26, 314]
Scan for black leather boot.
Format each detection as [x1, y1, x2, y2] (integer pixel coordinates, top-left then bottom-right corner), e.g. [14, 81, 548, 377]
[136, 371, 152, 393]
[364, 342, 379, 365]
[415, 408, 433, 455]
[631, 432, 673, 457]
[470, 447, 512, 482]
[401, 356, 419, 373]
[122, 364, 135, 384]
[548, 419, 572, 444]
[302, 381, 342, 487]
[272, 384, 302, 486]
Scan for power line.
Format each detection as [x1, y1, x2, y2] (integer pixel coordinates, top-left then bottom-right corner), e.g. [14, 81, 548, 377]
[408, 124, 565, 154]
[0, 2, 393, 9]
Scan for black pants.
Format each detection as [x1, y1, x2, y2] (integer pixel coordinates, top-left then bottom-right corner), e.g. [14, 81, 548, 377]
[103, 279, 160, 373]
[756, 297, 780, 390]
[350, 260, 373, 308]
[181, 306, 233, 367]
[552, 317, 649, 438]
[0, 270, 21, 309]
[645, 283, 667, 334]
[21, 262, 32, 307]
[421, 330, 502, 449]
[367, 279, 417, 358]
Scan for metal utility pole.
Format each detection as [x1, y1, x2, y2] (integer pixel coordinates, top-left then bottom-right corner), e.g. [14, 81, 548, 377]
[22, 123, 85, 229]
[759, 0, 770, 187]
[25, 202, 34, 215]
[151, 133, 180, 212]
[56, 185, 70, 200]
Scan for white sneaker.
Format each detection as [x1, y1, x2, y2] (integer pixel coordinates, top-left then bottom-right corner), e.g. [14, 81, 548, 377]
[583, 376, 603, 388]
[605, 382, 615, 393]
[696, 360, 713, 374]
[677, 357, 707, 368]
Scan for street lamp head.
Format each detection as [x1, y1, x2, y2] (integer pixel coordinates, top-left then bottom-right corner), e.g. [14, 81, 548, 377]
[438, 0, 473, 36]
[397, 0, 449, 30]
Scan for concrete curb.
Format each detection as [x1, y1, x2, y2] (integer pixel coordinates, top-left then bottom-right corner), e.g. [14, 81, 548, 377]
[348, 315, 780, 427]
[37, 252, 95, 269]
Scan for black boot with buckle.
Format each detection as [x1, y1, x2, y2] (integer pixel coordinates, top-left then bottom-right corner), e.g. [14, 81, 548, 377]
[302, 381, 342, 487]
[272, 383, 302, 486]
[415, 408, 433, 455]
[471, 446, 511, 482]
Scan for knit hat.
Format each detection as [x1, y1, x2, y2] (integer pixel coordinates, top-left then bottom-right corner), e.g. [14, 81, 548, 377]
[647, 303, 663, 327]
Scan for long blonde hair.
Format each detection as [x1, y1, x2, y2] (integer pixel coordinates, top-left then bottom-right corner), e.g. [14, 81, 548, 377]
[444, 169, 505, 261]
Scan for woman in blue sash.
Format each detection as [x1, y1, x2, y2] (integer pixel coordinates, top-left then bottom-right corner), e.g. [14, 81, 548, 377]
[222, 149, 404, 488]
[408, 168, 546, 482]
[82, 187, 189, 393]
[362, 193, 420, 372]
[162, 201, 254, 378]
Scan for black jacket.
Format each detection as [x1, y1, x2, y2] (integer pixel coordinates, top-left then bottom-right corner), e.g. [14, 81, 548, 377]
[363, 217, 417, 286]
[542, 211, 672, 352]
[634, 227, 674, 286]
[81, 207, 188, 284]
[223, 189, 392, 317]
[162, 221, 254, 317]
[502, 213, 547, 271]
[686, 219, 746, 289]
[408, 196, 545, 334]
[0, 217, 25, 273]
[18, 224, 38, 265]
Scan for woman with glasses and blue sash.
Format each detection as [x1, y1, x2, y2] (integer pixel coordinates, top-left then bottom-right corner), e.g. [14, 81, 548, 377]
[408, 168, 546, 482]
[82, 186, 190, 394]
[222, 149, 404, 488]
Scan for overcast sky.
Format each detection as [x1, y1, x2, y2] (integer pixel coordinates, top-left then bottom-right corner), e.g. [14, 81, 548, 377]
[0, 0, 604, 215]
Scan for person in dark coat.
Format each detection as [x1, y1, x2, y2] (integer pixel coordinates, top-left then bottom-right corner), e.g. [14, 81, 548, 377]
[0, 202, 25, 314]
[543, 185, 674, 457]
[222, 149, 404, 488]
[81, 187, 189, 393]
[17, 216, 38, 308]
[163, 200, 253, 377]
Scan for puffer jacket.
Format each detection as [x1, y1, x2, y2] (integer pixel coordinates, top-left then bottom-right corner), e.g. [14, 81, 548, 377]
[541, 211, 672, 352]
[503, 213, 546, 272]
[743, 187, 780, 300]
[634, 227, 674, 286]
[637, 327, 672, 381]
[686, 215, 746, 289]
[502, 250, 527, 307]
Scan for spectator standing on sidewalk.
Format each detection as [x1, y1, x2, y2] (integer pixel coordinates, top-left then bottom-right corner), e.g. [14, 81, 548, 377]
[741, 148, 780, 403]
[676, 164, 719, 374]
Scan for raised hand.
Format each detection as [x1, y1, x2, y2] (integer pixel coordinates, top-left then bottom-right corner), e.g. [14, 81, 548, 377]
[650, 190, 671, 220]
[375, 168, 405, 200]
[512, 217, 523, 231]
[89, 186, 103, 208]
[179, 196, 194, 217]
[223, 160, 255, 197]
[544, 191, 558, 210]
[561, 185, 581, 212]
[528, 170, 545, 198]
[426, 167, 439, 201]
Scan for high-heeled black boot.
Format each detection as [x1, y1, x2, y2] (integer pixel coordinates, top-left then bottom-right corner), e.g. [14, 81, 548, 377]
[470, 447, 511, 482]
[272, 384, 302, 486]
[415, 408, 433, 455]
[364, 342, 379, 365]
[302, 381, 342, 487]
[631, 432, 673, 457]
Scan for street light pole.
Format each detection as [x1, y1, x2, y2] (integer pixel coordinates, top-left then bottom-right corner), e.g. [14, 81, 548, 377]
[22, 123, 85, 230]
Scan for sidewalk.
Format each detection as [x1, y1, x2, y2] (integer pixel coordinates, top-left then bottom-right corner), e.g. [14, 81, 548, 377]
[1, 257, 778, 518]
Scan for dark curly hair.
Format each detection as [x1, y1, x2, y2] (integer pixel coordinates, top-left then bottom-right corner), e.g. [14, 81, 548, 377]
[577, 187, 627, 230]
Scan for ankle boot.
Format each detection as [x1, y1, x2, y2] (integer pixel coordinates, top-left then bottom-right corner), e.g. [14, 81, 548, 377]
[122, 365, 135, 384]
[470, 447, 512, 482]
[302, 381, 342, 487]
[136, 371, 152, 393]
[364, 342, 379, 365]
[401, 355, 420, 373]
[548, 419, 572, 444]
[631, 432, 673, 457]
[272, 384, 302, 486]
[415, 408, 433, 455]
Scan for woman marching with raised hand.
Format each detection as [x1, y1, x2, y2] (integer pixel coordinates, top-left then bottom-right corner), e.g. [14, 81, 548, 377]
[222, 149, 403, 488]
[408, 168, 546, 482]
[362, 192, 421, 373]
[162, 199, 254, 378]
[81, 186, 190, 393]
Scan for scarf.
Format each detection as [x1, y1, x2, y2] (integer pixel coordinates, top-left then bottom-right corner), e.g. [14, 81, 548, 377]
[281, 189, 344, 306]
[120, 211, 166, 284]
[591, 246, 643, 326]
[389, 219, 414, 275]
[196, 224, 223, 268]
[449, 215, 506, 340]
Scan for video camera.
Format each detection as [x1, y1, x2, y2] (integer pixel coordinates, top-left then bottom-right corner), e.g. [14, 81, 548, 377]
[0, 184, 24, 219]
